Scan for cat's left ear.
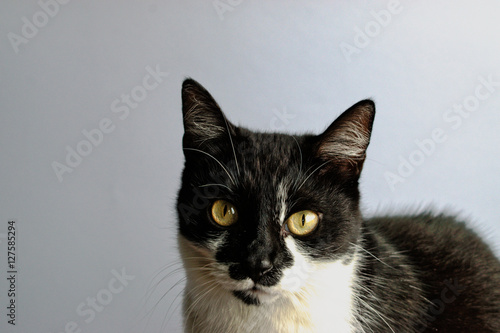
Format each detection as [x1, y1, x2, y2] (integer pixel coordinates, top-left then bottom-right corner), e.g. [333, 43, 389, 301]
[315, 99, 375, 176]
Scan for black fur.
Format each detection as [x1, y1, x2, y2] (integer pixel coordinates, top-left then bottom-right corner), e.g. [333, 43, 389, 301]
[177, 78, 500, 332]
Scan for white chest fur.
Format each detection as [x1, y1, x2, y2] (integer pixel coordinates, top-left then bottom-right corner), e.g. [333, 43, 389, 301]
[179, 236, 359, 333]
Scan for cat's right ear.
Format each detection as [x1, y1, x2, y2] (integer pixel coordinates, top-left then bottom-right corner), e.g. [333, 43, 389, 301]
[181, 78, 236, 152]
[314, 99, 375, 177]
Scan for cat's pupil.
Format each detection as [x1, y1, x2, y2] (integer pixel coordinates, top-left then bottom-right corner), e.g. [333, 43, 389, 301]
[302, 214, 306, 227]
[223, 205, 228, 217]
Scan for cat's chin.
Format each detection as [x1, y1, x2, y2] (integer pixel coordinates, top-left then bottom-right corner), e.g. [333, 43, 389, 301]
[233, 286, 280, 305]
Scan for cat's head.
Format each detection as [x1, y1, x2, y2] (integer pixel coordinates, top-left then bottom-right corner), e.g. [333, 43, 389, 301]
[177, 79, 374, 306]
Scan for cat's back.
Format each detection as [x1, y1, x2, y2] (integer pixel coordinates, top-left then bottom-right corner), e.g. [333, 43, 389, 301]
[364, 213, 500, 332]
[367, 213, 499, 261]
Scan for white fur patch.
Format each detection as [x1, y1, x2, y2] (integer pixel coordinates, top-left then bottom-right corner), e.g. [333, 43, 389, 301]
[179, 234, 359, 333]
[280, 237, 358, 332]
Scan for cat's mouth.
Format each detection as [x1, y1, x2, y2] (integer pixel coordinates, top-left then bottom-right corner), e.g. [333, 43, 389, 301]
[233, 285, 279, 305]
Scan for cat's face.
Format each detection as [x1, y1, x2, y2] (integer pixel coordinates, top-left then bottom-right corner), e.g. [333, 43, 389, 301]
[177, 79, 374, 306]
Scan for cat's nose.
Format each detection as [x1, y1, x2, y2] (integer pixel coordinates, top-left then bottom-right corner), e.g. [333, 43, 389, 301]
[248, 258, 274, 283]
[258, 258, 274, 276]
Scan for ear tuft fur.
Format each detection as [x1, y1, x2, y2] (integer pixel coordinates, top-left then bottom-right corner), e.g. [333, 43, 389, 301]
[316, 99, 375, 175]
[181, 78, 234, 148]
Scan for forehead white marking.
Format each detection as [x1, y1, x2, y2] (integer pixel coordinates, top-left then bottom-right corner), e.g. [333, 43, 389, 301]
[277, 180, 288, 225]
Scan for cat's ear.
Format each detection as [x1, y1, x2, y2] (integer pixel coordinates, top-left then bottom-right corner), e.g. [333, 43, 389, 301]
[315, 99, 375, 176]
[181, 78, 236, 151]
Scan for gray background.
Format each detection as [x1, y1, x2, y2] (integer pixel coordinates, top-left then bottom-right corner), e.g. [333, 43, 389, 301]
[1, 1, 499, 332]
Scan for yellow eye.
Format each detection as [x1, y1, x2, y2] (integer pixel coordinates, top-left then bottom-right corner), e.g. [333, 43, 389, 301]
[211, 200, 238, 227]
[286, 210, 319, 236]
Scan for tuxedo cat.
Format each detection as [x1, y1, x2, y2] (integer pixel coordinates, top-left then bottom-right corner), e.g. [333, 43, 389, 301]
[176, 78, 500, 333]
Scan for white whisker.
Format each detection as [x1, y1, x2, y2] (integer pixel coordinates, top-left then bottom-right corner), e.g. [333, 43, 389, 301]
[291, 135, 303, 176]
[350, 242, 395, 269]
[199, 183, 233, 192]
[295, 160, 331, 192]
[183, 147, 236, 185]
[222, 114, 240, 176]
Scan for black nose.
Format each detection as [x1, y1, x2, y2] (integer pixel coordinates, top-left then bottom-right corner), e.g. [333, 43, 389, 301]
[247, 258, 274, 283]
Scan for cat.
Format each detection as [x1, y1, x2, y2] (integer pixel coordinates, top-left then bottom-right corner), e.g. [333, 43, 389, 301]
[176, 78, 500, 333]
